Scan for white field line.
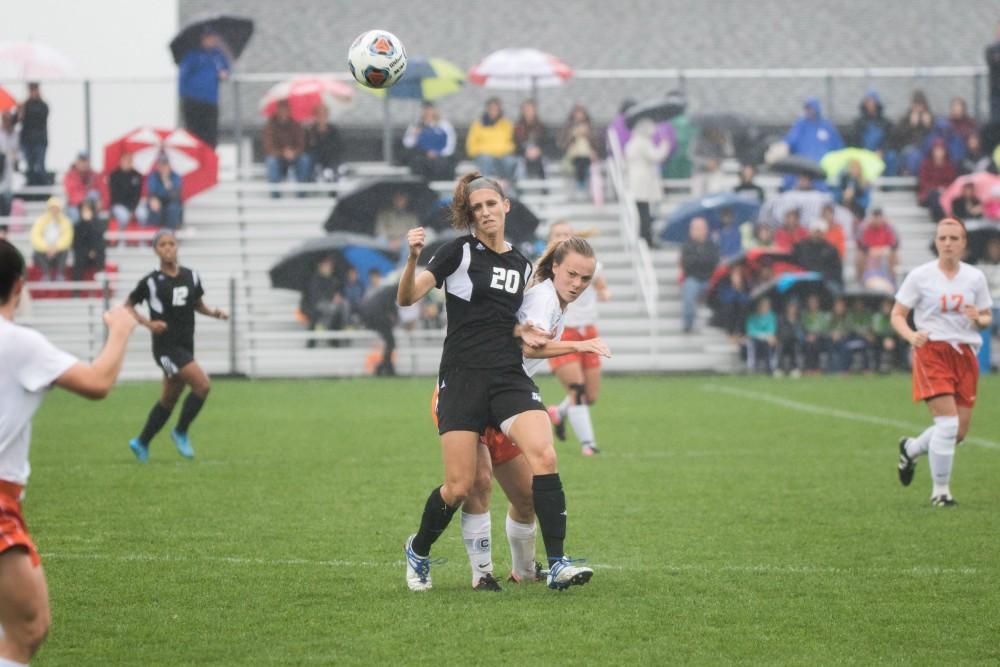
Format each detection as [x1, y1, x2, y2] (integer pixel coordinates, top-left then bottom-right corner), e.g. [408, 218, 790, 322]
[41, 552, 979, 577]
[701, 384, 1000, 450]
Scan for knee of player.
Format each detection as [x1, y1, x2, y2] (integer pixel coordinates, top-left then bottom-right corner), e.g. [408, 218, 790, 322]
[193, 380, 211, 398]
[471, 468, 493, 502]
[17, 607, 51, 655]
[443, 480, 474, 505]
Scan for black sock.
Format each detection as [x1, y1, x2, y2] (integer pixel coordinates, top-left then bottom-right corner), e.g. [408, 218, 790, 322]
[138, 402, 173, 445]
[175, 393, 206, 435]
[411, 486, 458, 557]
[532, 473, 566, 563]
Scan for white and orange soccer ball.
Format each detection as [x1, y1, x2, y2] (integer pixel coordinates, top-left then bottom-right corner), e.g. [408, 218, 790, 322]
[347, 29, 407, 89]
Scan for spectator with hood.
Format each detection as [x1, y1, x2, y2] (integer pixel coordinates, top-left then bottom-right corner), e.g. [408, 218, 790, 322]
[30, 197, 73, 280]
[917, 138, 957, 222]
[958, 132, 993, 176]
[178, 28, 229, 147]
[63, 151, 102, 223]
[895, 90, 934, 176]
[850, 90, 897, 175]
[465, 97, 517, 185]
[782, 97, 844, 189]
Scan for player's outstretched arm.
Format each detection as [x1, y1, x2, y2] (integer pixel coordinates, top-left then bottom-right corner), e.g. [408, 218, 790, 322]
[196, 299, 229, 320]
[524, 336, 612, 360]
[397, 227, 436, 306]
[54, 306, 138, 400]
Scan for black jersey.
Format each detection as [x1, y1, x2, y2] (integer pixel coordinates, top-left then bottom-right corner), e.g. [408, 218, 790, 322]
[128, 267, 205, 353]
[427, 235, 532, 370]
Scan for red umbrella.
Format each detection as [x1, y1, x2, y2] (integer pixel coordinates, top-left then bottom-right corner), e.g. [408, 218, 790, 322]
[0, 86, 16, 114]
[468, 48, 572, 90]
[259, 76, 355, 122]
[941, 172, 1000, 219]
[103, 127, 218, 201]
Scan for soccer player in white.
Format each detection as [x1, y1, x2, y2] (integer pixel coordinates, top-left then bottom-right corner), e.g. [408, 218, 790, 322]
[0, 240, 137, 665]
[892, 218, 993, 506]
[544, 221, 611, 456]
[459, 236, 611, 589]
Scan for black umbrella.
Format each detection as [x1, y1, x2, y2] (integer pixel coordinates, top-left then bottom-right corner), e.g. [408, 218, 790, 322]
[966, 220, 1000, 263]
[624, 91, 687, 128]
[419, 198, 540, 247]
[749, 271, 834, 307]
[842, 286, 896, 305]
[325, 178, 440, 234]
[170, 14, 255, 64]
[769, 155, 827, 181]
[269, 233, 396, 292]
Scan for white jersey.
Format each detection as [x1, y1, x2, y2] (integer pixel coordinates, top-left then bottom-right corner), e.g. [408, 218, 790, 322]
[562, 262, 601, 329]
[517, 279, 565, 377]
[0, 316, 77, 486]
[895, 261, 993, 349]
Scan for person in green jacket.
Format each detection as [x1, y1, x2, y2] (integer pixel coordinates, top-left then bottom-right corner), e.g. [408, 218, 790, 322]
[801, 293, 831, 373]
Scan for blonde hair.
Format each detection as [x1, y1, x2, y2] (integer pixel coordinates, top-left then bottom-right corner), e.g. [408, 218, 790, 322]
[533, 236, 595, 284]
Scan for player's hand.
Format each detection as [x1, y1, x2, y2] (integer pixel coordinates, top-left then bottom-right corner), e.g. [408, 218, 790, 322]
[213, 308, 229, 321]
[103, 305, 138, 335]
[148, 321, 168, 335]
[910, 329, 930, 348]
[520, 322, 553, 348]
[406, 227, 426, 259]
[961, 304, 980, 324]
[577, 337, 611, 358]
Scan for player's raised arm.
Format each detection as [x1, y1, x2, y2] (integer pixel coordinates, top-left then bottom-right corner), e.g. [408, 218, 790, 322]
[54, 305, 137, 400]
[397, 226, 436, 306]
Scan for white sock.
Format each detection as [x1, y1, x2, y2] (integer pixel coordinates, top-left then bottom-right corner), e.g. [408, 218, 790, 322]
[567, 404, 596, 447]
[928, 416, 959, 497]
[557, 396, 571, 419]
[0, 658, 29, 667]
[461, 512, 492, 585]
[505, 513, 537, 580]
[905, 426, 934, 459]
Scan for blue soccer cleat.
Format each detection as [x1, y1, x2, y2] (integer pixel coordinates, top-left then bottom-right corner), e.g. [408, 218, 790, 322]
[129, 438, 149, 463]
[170, 429, 195, 459]
[405, 534, 433, 591]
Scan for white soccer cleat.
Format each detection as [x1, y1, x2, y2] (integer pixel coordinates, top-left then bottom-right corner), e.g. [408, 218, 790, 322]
[546, 557, 594, 590]
[404, 534, 432, 591]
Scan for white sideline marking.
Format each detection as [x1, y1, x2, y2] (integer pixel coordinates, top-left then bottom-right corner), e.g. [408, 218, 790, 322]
[701, 384, 1000, 450]
[41, 552, 979, 577]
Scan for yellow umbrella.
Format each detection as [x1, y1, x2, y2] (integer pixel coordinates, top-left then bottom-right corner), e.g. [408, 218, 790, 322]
[820, 148, 886, 184]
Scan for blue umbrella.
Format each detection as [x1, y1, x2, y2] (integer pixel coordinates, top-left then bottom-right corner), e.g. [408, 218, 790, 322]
[269, 233, 396, 292]
[661, 193, 761, 242]
[750, 271, 832, 306]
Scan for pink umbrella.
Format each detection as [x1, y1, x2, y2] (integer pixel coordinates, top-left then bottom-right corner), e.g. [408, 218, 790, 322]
[259, 76, 355, 122]
[941, 172, 1000, 219]
[0, 41, 76, 79]
[468, 48, 572, 91]
[103, 128, 219, 201]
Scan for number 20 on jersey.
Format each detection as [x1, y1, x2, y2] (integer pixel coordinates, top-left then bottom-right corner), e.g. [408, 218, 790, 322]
[490, 267, 520, 294]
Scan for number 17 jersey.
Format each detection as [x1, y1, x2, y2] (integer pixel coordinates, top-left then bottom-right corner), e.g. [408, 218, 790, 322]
[895, 260, 992, 348]
[128, 267, 205, 353]
[427, 235, 533, 370]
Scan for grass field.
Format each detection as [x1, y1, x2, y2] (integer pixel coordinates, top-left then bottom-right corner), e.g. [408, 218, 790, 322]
[25, 374, 1000, 665]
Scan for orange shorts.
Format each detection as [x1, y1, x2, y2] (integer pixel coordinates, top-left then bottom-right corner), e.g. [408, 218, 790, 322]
[430, 387, 521, 466]
[0, 481, 40, 567]
[911, 341, 979, 408]
[549, 325, 602, 371]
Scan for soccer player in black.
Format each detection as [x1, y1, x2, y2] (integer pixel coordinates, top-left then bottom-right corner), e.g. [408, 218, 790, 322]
[125, 230, 228, 461]
[399, 172, 594, 592]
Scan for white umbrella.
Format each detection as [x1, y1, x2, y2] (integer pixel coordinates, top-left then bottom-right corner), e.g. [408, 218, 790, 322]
[468, 48, 572, 92]
[0, 41, 77, 80]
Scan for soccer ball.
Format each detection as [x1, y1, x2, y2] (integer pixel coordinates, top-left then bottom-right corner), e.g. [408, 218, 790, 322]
[347, 29, 407, 89]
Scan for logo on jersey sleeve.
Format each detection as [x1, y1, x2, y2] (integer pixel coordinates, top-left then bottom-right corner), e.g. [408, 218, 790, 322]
[489, 267, 520, 294]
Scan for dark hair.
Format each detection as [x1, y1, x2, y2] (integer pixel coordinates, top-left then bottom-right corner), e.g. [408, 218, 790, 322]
[534, 236, 595, 283]
[0, 239, 26, 305]
[449, 171, 505, 231]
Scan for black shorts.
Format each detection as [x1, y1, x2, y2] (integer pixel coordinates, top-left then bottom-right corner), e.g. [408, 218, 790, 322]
[153, 347, 195, 378]
[435, 365, 545, 435]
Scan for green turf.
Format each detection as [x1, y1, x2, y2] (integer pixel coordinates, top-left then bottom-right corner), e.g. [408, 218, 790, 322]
[25, 374, 1000, 665]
